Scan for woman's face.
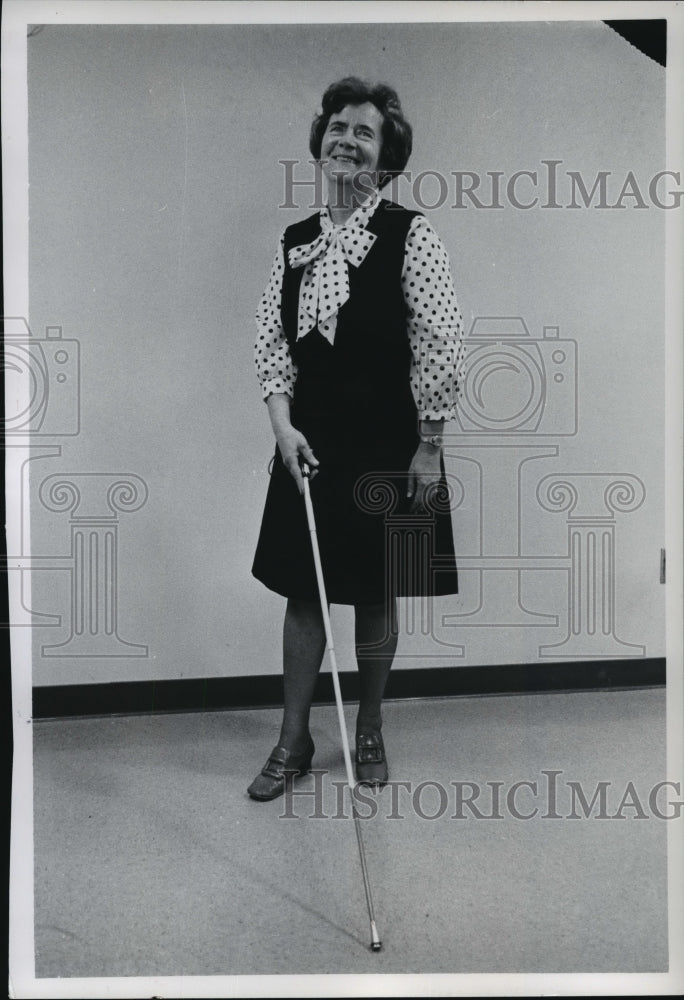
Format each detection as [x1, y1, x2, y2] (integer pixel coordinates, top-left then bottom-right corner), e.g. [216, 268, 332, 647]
[320, 101, 384, 192]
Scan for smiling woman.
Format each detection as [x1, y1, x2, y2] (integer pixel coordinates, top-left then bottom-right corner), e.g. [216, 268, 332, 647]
[248, 76, 465, 802]
[319, 102, 383, 204]
[310, 77, 414, 201]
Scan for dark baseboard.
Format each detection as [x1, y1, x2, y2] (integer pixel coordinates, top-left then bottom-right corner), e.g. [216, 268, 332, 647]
[32, 658, 665, 720]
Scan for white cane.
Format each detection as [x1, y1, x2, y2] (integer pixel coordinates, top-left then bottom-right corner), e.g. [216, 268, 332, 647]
[301, 461, 382, 952]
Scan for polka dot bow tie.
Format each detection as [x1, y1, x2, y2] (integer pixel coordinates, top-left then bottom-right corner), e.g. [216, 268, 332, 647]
[287, 217, 377, 346]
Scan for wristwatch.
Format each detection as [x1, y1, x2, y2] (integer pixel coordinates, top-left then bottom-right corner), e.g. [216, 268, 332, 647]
[420, 434, 443, 449]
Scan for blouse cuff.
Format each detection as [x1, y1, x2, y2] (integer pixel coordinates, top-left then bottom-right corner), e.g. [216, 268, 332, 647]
[418, 406, 456, 422]
[260, 378, 294, 402]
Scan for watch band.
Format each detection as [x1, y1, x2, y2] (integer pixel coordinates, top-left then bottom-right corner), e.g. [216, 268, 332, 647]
[420, 434, 443, 449]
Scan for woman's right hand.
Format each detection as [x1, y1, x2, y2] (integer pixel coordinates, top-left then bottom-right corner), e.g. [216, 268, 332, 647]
[266, 392, 319, 493]
[275, 426, 319, 494]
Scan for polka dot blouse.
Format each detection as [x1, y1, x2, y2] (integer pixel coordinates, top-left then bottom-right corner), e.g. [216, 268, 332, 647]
[254, 198, 465, 421]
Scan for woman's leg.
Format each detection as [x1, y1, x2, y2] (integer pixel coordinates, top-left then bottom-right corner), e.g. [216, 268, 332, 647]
[354, 598, 398, 733]
[277, 597, 328, 753]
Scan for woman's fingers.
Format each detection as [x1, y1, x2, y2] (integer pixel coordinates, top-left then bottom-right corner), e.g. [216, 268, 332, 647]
[410, 473, 440, 514]
[410, 476, 426, 514]
[300, 441, 319, 481]
[407, 464, 427, 513]
[284, 453, 305, 494]
[300, 442, 319, 468]
[279, 434, 319, 494]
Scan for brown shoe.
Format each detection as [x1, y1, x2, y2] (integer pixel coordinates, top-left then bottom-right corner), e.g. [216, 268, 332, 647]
[247, 738, 315, 801]
[355, 731, 388, 786]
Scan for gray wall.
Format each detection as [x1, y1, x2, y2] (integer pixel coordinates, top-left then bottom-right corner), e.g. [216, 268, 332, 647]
[27, 21, 665, 686]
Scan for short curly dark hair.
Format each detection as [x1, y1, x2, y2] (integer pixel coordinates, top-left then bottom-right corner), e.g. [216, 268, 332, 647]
[309, 77, 413, 189]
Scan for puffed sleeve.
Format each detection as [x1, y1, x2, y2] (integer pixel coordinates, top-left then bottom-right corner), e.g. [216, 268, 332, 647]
[254, 232, 298, 401]
[402, 215, 466, 421]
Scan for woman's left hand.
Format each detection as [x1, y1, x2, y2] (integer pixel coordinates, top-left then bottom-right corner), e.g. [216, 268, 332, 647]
[406, 444, 442, 514]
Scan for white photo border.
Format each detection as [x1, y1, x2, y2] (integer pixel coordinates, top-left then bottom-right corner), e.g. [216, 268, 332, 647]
[4, 1, 683, 997]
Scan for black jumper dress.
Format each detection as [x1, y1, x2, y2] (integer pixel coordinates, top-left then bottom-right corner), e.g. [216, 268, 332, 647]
[252, 200, 459, 606]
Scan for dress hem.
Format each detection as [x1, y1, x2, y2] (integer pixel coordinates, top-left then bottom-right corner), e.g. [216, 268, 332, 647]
[251, 568, 459, 607]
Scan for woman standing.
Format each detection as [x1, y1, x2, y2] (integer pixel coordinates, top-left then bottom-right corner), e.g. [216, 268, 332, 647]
[249, 77, 464, 800]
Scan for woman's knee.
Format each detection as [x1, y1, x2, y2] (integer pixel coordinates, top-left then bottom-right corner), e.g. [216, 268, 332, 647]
[286, 596, 328, 624]
[354, 598, 398, 638]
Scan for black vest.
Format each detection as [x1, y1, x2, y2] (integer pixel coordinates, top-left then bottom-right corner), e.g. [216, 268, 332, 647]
[281, 200, 420, 446]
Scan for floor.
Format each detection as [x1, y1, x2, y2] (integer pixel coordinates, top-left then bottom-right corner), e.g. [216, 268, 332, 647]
[33, 688, 668, 979]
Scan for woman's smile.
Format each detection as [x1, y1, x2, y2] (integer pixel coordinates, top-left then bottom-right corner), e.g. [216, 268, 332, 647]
[321, 101, 383, 188]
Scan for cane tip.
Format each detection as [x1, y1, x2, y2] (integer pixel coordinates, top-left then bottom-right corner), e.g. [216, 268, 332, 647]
[371, 941, 383, 952]
[370, 921, 382, 951]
